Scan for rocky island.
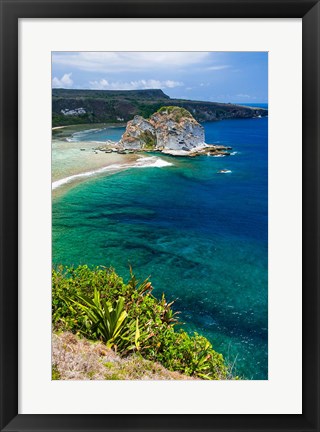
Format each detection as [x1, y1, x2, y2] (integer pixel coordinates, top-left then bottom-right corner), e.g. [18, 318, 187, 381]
[97, 106, 232, 157]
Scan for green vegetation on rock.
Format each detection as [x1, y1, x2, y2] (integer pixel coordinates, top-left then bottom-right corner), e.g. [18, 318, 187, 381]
[139, 130, 156, 149]
[157, 106, 193, 121]
[52, 363, 61, 380]
[52, 265, 229, 380]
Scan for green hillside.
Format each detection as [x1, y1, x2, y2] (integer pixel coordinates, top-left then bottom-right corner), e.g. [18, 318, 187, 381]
[52, 88, 267, 127]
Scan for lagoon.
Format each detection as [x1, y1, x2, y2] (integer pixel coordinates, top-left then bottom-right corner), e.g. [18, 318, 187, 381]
[52, 115, 268, 379]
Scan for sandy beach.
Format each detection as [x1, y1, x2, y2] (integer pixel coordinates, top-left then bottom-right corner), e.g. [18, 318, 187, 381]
[51, 122, 176, 199]
[52, 138, 140, 197]
[52, 126, 67, 130]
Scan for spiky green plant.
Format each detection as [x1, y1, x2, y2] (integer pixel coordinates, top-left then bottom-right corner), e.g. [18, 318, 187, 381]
[68, 289, 128, 348]
[53, 265, 230, 379]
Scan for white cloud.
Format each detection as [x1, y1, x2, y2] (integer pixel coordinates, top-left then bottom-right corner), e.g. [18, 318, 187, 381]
[212, 94, 257, 102]
[89, 79, 184, 90]
[52, 52, 210, 72]
[236, 94, 256, 99]
[52, 73, 73, 88]
[205, 65, 230, 71]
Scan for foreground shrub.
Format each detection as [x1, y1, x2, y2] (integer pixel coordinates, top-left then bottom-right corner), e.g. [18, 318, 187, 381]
[52, 265, 228, 379]
[69, 291, 133, 349]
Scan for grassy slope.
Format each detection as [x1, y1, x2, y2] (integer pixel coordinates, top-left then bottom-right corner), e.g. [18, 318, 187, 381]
[52, 332, 195, 380]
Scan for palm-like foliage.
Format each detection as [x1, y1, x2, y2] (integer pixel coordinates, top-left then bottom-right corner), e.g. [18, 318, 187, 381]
[53, 265, 230, 379]
[69, 288, 128, 348]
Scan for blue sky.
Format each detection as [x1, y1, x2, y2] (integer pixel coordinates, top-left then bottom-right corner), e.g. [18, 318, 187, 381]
[52, 52, 268, 103]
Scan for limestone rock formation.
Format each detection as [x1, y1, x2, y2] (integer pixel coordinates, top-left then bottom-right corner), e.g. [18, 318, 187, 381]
[150, 107, 205, 151]
[119, 115, 156, 150]
[119, 106, 205, 152]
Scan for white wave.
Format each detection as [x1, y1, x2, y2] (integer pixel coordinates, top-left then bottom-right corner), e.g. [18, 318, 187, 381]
[52, 156, 173, 190]
[67, 138, 104, 143]
[135, 156, 173, 168]
[189, 143, 209, 153]
[67, 139, 115, 145]
[52, 164, 123, 189]
[74, 128, 102, 136]
[230, 151, 238, 156]
[67, 128, 104, 142]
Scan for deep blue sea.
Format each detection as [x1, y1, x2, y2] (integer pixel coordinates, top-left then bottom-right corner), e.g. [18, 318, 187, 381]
[52, 110, 268, 379]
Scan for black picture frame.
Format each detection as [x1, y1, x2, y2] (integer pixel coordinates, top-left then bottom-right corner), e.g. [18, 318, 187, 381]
[1, 1, 319, 431]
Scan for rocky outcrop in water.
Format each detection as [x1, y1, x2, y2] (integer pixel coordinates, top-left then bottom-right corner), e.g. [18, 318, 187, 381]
[96, 106, 233, 157]
[119, 106, 211, 155]
[151, 107, 205, 151]
[119, 115, 156, 150]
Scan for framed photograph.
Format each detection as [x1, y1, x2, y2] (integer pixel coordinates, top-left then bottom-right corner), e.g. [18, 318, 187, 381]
[1, 0, 319, 431]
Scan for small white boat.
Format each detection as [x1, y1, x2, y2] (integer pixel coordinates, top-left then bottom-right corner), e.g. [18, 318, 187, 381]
[218, 169, 232, 174]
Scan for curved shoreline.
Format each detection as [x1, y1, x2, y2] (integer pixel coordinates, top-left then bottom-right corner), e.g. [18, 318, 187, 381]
[52, 155, 174, 191]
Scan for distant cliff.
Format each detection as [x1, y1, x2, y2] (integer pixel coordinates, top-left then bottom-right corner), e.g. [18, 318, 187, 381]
[52, 88, 268, 127]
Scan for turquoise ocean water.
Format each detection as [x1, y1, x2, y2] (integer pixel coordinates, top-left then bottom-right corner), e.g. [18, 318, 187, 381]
[52, 110, 268, 379]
